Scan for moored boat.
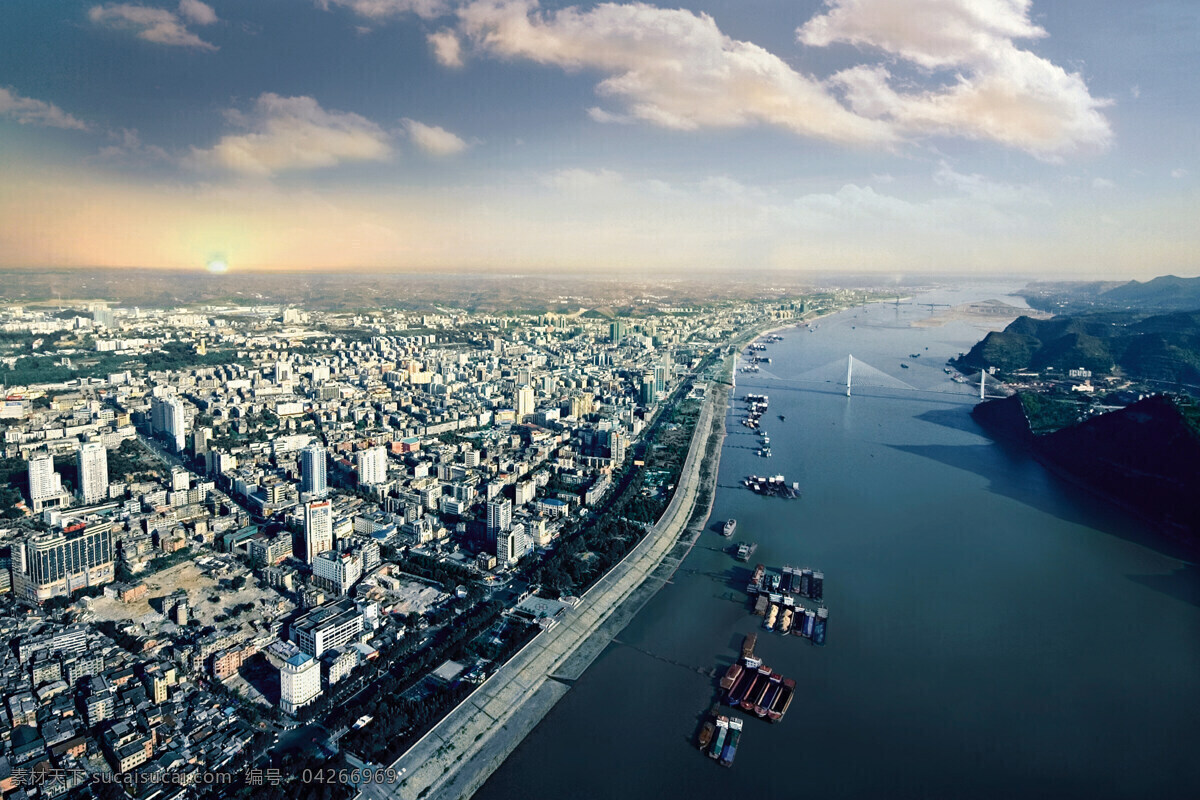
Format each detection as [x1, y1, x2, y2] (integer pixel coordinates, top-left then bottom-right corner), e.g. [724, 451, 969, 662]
[741, 632, 757, 658]
[719, 717, 743, 767]
[755, 674, 783, 717]
[767, 678, 795, 722]
[720, 663, 744, 691]
[709, 716, 729, 759]
[698, 720, 715, 750]
[726, 668, 757, 706]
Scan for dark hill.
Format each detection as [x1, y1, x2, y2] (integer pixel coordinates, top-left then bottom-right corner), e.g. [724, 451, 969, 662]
[959, 310, 1200, 383]
[973, 395, 1200, 545]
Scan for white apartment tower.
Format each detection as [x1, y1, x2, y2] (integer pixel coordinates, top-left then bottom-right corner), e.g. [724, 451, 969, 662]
[76, 442, 109, 505]
[27, 453, 61, 503]
[151, 396, 187, 452]
[300, 444, 328, 497]
[356, 446, 387, 486]
[303, 499, 334, 564]
[516, 385, 535, 420]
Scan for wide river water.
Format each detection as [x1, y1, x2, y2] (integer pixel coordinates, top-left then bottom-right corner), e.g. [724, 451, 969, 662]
[475, 284, 1200, 799]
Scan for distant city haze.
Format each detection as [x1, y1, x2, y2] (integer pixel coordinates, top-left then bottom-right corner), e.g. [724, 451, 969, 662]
[0, 0, 1196, 276]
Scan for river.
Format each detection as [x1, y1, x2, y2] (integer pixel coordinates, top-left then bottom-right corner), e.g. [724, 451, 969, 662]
[474, 284, 1200, 800]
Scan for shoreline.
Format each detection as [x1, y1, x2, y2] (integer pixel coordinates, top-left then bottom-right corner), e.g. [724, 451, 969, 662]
[356, 303, 856, 800]
[359, 363, 728, 800]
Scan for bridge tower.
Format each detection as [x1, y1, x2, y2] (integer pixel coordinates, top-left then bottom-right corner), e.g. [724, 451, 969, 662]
[846, 354, 854, 397]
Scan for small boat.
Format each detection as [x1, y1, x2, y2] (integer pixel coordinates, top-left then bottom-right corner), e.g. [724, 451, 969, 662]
[900, 363, 909, 369]
[723, 519, 737, 537]
[778, 414, 785, 421]
[698, 720, 715, 750]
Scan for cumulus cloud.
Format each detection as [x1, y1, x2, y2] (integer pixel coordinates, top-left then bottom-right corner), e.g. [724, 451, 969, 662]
[0, 88, 89, 130]
[427, 29, 463, 66]
[800, 0, 1111, 158]
[317, 0, 449, 20]
[89, 1, 219, 50]
[455, 0, 896, 146]
[189, 94, 392, 175]
[402, 119, 469, 155]
[177, 0, 217, 25]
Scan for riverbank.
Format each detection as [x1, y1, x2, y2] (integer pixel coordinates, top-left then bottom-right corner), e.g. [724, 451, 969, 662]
[358, 374, 726, 800]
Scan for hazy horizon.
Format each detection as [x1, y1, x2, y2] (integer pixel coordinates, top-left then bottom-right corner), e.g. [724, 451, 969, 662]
[2, 1, 1197, 276]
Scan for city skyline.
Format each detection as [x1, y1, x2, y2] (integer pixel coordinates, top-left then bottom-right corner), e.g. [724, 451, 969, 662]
[1, 0, 1197, 276]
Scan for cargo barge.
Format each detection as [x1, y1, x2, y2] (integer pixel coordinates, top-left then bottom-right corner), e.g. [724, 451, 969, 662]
[719, 717, 743, 767]
[767, 678, 795, 722]
[720, 663, 744, 691]
[709, 717, 729, 759]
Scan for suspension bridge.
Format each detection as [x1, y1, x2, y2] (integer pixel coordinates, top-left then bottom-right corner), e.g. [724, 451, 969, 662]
[737, 354, 1014, 403]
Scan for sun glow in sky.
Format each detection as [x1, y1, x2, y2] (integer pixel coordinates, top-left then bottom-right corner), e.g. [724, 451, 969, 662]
[0, 1, 1197, 276]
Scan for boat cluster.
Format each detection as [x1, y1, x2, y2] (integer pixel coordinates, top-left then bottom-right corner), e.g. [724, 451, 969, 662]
[743, 474, 800, 498]
[749, 564, 828, 644]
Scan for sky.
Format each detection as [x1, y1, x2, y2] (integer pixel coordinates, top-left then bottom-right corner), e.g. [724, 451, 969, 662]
[0, 0, 1197, 277]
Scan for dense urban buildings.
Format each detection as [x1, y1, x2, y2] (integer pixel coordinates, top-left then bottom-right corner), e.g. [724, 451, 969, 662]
[0, 290, 806, 793]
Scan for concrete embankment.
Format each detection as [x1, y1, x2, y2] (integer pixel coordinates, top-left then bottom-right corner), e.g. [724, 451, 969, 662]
[357, 380, 726, 800]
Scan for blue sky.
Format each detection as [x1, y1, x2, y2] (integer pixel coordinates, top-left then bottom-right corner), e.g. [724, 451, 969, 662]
[0, 0, 1196, 276]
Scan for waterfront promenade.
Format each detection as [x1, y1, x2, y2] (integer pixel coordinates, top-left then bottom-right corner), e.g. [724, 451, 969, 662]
[357, 379, 726, 800]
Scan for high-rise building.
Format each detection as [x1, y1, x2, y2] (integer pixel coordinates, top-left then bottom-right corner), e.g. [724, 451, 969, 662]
[151, 396, 186, 452]
[654, 364, 667, 395]
[356, 446, 387, 486]
[641, 372, 656, 405]
[497, 523, 529, 565]
[76, 442, 109, 505]
[515, 385, 535, 420]
[11, 522, 115, 603]
[303, 500, 334, 564]
[279, 653, 321, 715]
[609, 320, 625, 344]
[300, 444, 328, 497]
[27, 453, 61, 502]
[486, 498, 512, 540]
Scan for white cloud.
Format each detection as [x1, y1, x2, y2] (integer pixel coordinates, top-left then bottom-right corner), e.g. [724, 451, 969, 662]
[317, 0, 449, 20]
[1171, 168, 1187, 180]
[586, 106, 634, 125]
[189, 94, 392, 175]
[402, 119, 469, 155]
[427, 29, 463, 66]
[800, 0, 1045, 69]
[177, 0, 217, 25]
[800, 0, 1112, 158]
[89, 2, 218, 50]
[455, 0, 896, 147]
[542, 168, 623, 191]
[0, 88, 89, 130]
[96, 128, 170, 162]
[1092, 177, 1115, 190]
[934, 161, 1047, 204]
